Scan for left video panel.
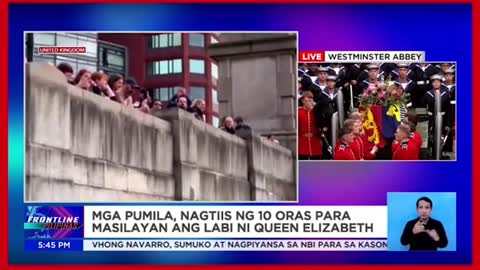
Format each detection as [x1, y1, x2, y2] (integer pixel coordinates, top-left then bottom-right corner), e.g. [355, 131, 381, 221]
[25, 32, 298, 202]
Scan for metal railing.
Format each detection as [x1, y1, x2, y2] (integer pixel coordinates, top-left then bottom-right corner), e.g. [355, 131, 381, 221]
[349, 83, 354, 112]
[336, 88, 345, 128]
[434, 90, 442, 160]
[331, 112, 339, 150]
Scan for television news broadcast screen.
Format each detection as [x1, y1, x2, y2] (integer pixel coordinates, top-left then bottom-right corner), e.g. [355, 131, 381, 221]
[6, 2, 476, 269]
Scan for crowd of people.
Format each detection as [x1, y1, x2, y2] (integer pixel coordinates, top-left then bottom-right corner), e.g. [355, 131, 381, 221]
[298, 62, 456, 160]
[56, 62, 206, 117]
[55, 62, 268, 141]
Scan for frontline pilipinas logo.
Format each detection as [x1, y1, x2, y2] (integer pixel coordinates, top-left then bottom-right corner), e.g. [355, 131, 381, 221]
[24, 206, 84, 239]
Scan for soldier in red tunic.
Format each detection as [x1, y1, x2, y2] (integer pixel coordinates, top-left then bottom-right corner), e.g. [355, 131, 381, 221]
[344, 119, 363, 160]
[405, 112, 423, 154]
[334, 126, 356, 160]
[403, 120, 422, 158]
[392, 124, 419, 160]
[348, 112, 378, 160]
[298, 91, 323, 160]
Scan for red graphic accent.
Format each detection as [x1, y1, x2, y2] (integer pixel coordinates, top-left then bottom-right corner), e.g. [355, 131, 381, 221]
[299, 51, 325, 62]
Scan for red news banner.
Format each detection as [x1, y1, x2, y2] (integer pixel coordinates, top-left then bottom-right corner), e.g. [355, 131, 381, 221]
[300, 51, 325, 62]
[299, 51, 425, 63]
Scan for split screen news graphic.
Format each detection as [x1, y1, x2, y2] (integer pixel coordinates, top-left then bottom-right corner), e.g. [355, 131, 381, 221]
[297, 62, 456, 161]
[25, 32, 298, 203]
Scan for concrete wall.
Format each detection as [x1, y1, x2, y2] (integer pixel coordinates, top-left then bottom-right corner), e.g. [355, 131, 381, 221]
[26, 63, 175, 202]
[154, 109, 250, 201]
[248, 136, 296, 201]
[210, 33, 297, 153]
[25, 63, 297, 202]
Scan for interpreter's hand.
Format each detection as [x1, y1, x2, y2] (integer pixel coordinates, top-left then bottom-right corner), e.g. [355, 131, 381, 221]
[426, 229, 440, 241]
[323, 127, 328, 132]
[412, 221, 425, 234]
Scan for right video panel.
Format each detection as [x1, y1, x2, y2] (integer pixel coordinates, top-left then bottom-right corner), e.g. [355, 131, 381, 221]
[297, 62, 456, 161]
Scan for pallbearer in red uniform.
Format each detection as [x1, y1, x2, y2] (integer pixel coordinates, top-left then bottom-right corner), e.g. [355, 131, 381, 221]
[344, 119, 363, 160]
[402, 120, 422, 158]
[403, 112, 423, 158]
[334, 126, 356, 160]
[349, 112, 378, 160]
[298, 91, 323, 160]
[392, 124, 419, 160]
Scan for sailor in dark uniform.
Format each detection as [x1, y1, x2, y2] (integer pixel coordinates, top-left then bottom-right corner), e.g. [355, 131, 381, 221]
[343, 63, 365, 107]
[298, 63, 309, 75]
[298, 67, 313, 99]
[357, 63, 380, 83]
[314, 75, 341, 158]
[394, 63, 416, 109]
[298, 65, 322, 102]
[297, 77, 305, 107]
[299, 63, 318, 76]
[314, 66, 329, 92]
[356, 64, 384, 109]
[379, 63, 397, 80]
[327, 63, 348, 87]
[326, 63, 344, 76]
[346, 63, 362, 84]
[391, 63, 415, 81]
[298, 66, 312, 88]
[347, 63, 367, 85]
[411, 63, 441, 108]
[356, 62, 395, 83]
[437, 63, 455, 81]
[423, 74, 452, 159]
[441, 68, 456, 153]
[442, 68, 456, 114]
[358, 64, 383, 95]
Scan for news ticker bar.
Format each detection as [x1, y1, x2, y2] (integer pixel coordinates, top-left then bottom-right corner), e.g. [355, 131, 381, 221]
[299, 51, 426, 63]
[25, 239, 388, 251]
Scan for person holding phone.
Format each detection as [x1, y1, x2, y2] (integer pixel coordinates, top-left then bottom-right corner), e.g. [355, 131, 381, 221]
[400, 197, 448, 251]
